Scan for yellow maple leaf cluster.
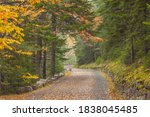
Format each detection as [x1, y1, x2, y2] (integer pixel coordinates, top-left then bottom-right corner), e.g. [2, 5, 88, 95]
[16, 50, 33, 55]
[0, 38, 21, 50]
[22, 73, 38, 79]
[28, 0, 61, 5]
[0, 5, 24, 51]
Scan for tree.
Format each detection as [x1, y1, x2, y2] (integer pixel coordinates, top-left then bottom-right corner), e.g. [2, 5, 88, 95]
[0, 0, 40, 93]
[30, 0, 101, 76]
[95, 0, 150, 66]
[0, 0, 103, 94]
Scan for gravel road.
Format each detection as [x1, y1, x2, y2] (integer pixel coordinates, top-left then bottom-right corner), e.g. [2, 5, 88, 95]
[0, 68, 109, 100]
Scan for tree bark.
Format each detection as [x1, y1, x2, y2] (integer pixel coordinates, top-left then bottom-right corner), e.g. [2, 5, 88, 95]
[50, 41, 56, 76]
[36, 38, 42, 78]
[50, 12, 57, 77]
[43, 49, 47, 79]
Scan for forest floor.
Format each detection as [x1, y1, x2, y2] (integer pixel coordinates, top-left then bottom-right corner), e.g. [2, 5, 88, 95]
[0, 69, 123, 100]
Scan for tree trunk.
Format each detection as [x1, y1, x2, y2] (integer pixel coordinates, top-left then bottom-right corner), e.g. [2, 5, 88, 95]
[50, 41, 56, 76]
[43, 49, 47, 79]
[50, 12, 57, 77]
[93, 43, 96, 62]
[36, 38, 42, 78]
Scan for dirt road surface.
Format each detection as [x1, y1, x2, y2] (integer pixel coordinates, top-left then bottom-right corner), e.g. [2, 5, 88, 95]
[0, 69, 109, 100]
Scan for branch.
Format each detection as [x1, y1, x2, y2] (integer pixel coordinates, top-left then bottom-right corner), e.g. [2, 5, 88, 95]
[0, 0, 27, 5]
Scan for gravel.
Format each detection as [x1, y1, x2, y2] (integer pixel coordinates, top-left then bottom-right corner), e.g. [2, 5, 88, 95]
[25, 68, 109, 100]
[0, 68, 109, 100]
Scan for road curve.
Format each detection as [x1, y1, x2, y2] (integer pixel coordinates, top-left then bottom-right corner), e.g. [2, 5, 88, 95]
[0, 69, 109, 100]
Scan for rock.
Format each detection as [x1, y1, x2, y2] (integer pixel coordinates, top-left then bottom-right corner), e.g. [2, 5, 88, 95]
[59, 73, 64, 77]
[17, 87, 25, 94]
[17, 86, 33, 94]
[125, 88, 131, 96]
[51, 77, 56, 80]
[35, 78, 52, 87]
[46, 79, 52, 83]
[145, 85, 150, 90]
[54, 74, 59, 79]
[24, 86, 33, 92]
[36, 79, 47, 87]
[130, 88, 138, 96]
[136, 95, 146, 100]
[32, 85, 38, 90]
[37, 83, 43, 88]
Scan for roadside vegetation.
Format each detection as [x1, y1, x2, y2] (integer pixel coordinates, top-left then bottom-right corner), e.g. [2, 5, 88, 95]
[76, 0, 150, 99]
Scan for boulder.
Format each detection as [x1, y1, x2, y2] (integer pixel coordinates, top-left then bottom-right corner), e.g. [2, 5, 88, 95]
[59, 73, 65, 77]
[36, 79, 47, 87]
[24, 86, 33, 92]
[51, 77, 56, 80]
[54, 74, 59, 79]
[17, 86, 33, 94]
[32, 85, 38, 90]
[17, 87, 25, 94]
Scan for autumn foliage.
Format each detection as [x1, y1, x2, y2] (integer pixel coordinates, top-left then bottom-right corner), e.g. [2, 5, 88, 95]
[0, 5, 24, 51]
[0, 0, 104, 94]
[0, 0, 102, 52]
[29, 0, 61, 4]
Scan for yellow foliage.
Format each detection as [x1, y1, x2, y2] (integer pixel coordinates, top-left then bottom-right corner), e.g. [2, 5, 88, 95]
[28, 0, 61, 5]
[0, 5, 24, 51]
[0, 38, 21, 50]
[0, 5, 19, 23]
[16, 50, 33, 56]
[22, 73, 38, 79]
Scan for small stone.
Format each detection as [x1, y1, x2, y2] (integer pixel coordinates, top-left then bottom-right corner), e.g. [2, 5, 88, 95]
[136, 95, 146, 100]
